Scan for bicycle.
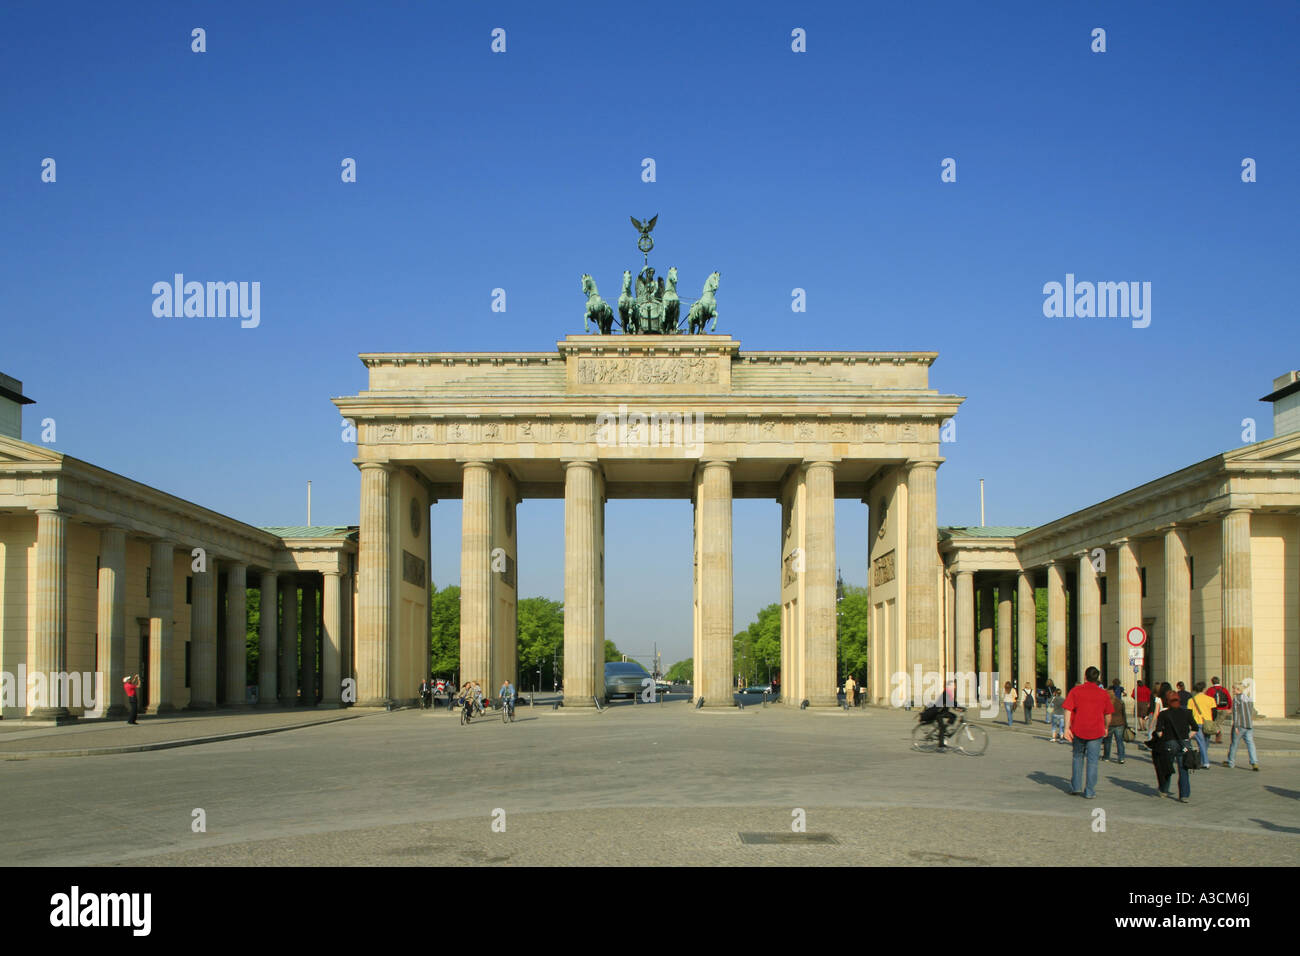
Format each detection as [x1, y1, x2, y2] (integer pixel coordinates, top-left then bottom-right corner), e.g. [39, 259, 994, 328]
[912, 710, 988, 755]
[458, 698, 473, 726]
[500, 696, 516, 723]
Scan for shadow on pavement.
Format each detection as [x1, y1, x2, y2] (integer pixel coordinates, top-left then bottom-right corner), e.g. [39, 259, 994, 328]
[1250, 818, 1300, 834]
[1027, 770, 1074, 793]
[1107, 776, 1160, 797]
[1265, 786, 1300, 800]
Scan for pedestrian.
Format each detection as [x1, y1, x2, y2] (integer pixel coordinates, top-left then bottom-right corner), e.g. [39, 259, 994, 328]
[1042, 679, 1055, 723]
[1176, 681, 1192, 707]
[1102, 687, 1127, 763]
[1223, 681, 1259, 771]
[1152, 689, 1197, 802]
[844, 674, 857, 708]
[1063, 666, 1115, 799]
[1021, 682, 1035, 724]
[1002, 681, 1017, 727]
[1134, 680, 1152, 730]
[1207, 677, 1232, 743]
[1189, 681, 1216, 769]
[1048, 685, 1066, 742]
[123, 674, 140, 724]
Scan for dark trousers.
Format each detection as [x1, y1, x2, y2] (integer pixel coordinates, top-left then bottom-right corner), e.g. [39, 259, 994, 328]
[127, 695, 138, 724]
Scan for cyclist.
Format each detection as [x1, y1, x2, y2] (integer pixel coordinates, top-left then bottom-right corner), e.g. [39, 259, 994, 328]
[471, 681, 485, 716]
[933, 679, 959, 750]
[499, 678, 516, 719]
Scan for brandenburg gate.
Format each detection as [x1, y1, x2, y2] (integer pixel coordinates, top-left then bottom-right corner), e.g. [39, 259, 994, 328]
[334, 334, 964, 709]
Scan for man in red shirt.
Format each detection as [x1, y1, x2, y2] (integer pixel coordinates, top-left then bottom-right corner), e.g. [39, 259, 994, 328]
[1064, 666, 1114, 799]
[123, 674, 140, 724]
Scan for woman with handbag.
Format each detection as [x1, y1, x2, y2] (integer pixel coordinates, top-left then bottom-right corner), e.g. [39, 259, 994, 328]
[1003, 682, 1017, 727]
[1189, 682, 1216, 769]
[1152, 690, 1197, 802]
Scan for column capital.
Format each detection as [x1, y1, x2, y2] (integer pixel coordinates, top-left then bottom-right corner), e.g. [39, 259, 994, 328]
[357, 460, 391, 473]
[560, 458, 599, 469]
[1224, 507, 1253, 518]
[458, 458, 495, 470]
[802, 459, 839, 471]
[905, 459, 941, 472]
[35, 507, 64, 518]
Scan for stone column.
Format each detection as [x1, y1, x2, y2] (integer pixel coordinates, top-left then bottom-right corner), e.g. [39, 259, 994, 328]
[1017, 571, 1036, 690]
[460, 460, 493, 693]
[563, 460, 602, 705]
[1046, 560, 1067, 691]
[259, 571, 278, 707]
[300, 576, 318, 705]
[31, 509, 70, 720]
[223, 563, 247, 706]
[1116, 538, 1141, 699]
[954, 570, 975, 706]
[1221, 509, 1253, 690]
[696, 460, 734, 707]
[321, 571, 343, 706]
[804, 461, 837, 707]
[148, 539, 176, 714]
[1162, 526, 1190, 686]
[997, 577, 1014, 683]
[1076, 550, 1101, 677]
[905, 461, 941, 676]
[279, 576, 298, 705]
[977, 583, 994, 689]
[189, 559, 218, 709]
[97, 526, 128, 718]
[356, 462, 391, 706]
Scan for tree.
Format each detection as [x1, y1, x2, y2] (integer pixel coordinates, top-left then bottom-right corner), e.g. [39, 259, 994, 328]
[518, 597, 564, 690]
[666, 658, 693, 682]
[604, 639, 624, 662]
[837, 585, 870, 681]
[429, 583, 460, 677]
[733, 603, 781, 685]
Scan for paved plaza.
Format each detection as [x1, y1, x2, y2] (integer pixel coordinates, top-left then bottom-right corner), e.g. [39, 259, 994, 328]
[2, 701, 1297, 867]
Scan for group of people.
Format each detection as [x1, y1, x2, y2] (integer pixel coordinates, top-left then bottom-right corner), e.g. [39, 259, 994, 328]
[418, 677, 448, 709]
[1058, 670, 1260, 802]
[444, 679, 516, 719]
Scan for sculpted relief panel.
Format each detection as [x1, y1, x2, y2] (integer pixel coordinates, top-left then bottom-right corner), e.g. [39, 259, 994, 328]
[575, 356, 721, 386]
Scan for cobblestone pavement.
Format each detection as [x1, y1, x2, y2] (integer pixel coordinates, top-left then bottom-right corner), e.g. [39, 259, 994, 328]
[3, 701, 1297, 866]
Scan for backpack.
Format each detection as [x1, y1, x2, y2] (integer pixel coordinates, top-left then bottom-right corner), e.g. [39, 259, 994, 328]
[1212, 687, 1230, 709]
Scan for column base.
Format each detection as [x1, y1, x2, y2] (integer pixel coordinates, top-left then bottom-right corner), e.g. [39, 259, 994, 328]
[28, 708, 75, 725]
[149, 704, 177, 716]
[357, 697, 393, 709]
[103, 705, 127, 720]
[803, 695, 842, 709]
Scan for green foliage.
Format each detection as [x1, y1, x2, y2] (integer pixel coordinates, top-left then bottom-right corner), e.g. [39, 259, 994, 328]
[429, 583, 461, 677]
[604, 639, 624, 662]
[518, 596, 564, 690]
[733, 603, 781, 685]
[246, 586, 261, 683]
[836, 584, 870, 681]
[665, 658, 693, 682]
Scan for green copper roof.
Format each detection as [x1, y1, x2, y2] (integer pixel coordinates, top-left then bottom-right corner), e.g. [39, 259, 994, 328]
[261, 526, 358, 539]
[939, 526, 1034, 539]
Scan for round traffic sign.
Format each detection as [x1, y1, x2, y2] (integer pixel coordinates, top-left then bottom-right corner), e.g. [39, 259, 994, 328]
[1126, 626, 1147, 647]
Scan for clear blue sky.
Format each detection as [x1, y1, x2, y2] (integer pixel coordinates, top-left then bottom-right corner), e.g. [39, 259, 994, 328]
[3, 2, 1296, 666]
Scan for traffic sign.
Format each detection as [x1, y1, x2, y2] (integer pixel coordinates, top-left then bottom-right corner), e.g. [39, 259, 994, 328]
[1128, 645, 1144, 667]
[1126, 626, 1147, 647]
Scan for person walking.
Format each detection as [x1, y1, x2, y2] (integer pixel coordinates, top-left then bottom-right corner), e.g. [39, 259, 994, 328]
[844, 675, 857, 709]
[1042, 679, 1056, 724]
[1152, 689, 1197, 802]
[1189, 682, 1216, 769]
[1223, 681, 1259, 771]
[123, 674, 140, 724]
[1207, 677, 1232, 744]
[1048, 685, 1066, 742]
[1176, 681, 1192, 707]
[1063, 666, 1114, 799]
[1021, 682, 1035, 724]
[1002, 681, 1017, 727]
[1134, 680, 1152, 730]
[1102, 688, 1128, 763]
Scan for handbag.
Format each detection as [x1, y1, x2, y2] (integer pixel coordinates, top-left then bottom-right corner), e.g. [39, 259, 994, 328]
[1202, 718, 1219, 736]
[1123, 726, 1136, 743]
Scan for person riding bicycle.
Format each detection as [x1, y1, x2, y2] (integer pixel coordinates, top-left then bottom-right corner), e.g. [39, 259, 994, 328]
[471, 681, 485, 715]
[499, 679, 516, 718]
[919, 679, 960, 750]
